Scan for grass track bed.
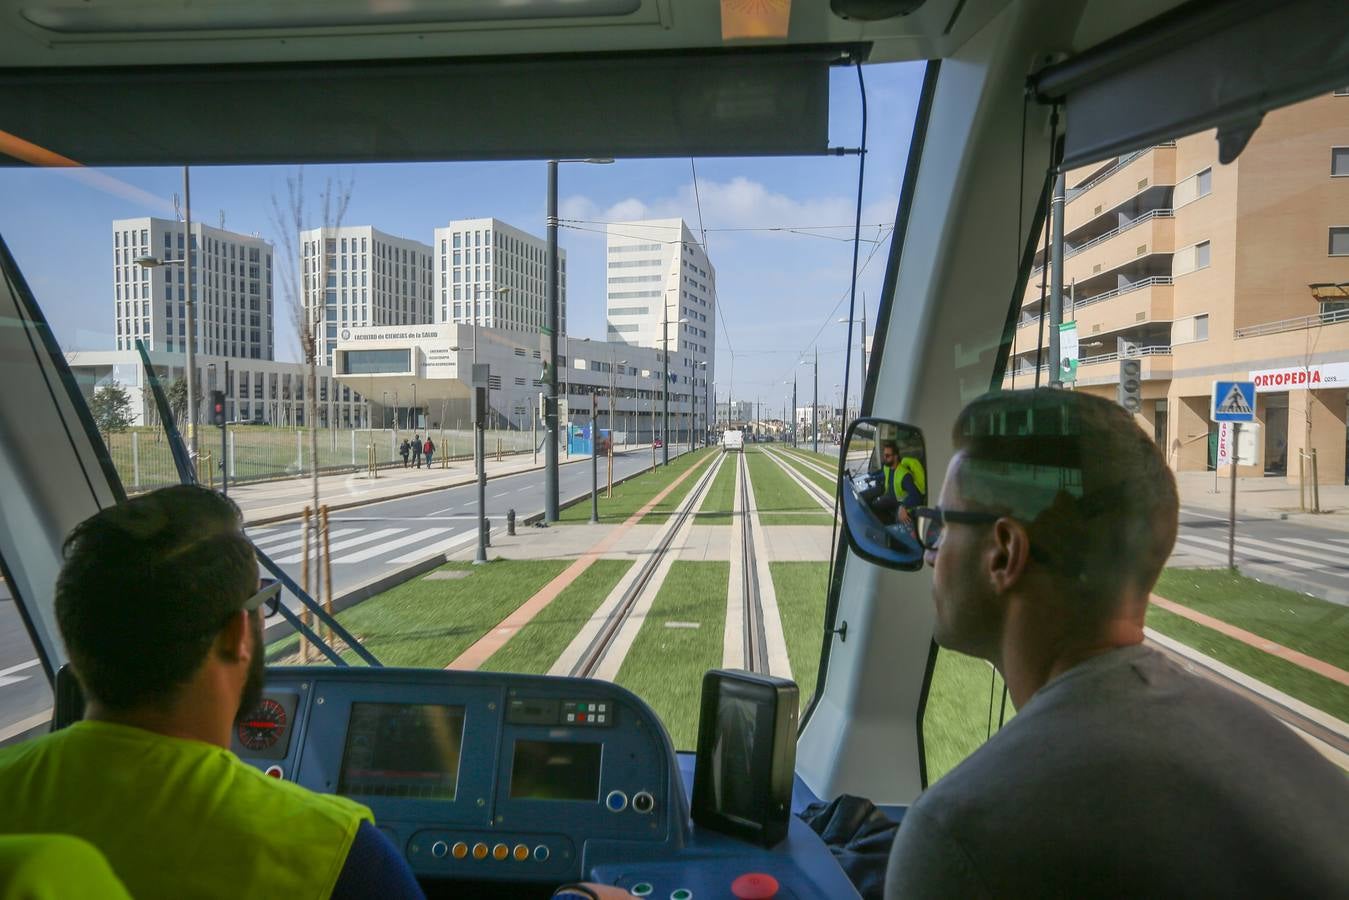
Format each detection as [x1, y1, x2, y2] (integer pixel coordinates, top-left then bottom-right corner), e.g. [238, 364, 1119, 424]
[693, 454, 738, 525]
[770, 562, 829, 710]
[559, 448, 713, 524]
[746, 450, 831, 525]
[480, 559, 635, 674]
[923, 650, 1014, 785]
[639, 449, 720, 525]
[614, 561, 730, 750]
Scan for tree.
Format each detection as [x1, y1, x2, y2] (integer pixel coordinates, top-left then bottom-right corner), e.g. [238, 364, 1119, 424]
[91, 382, 134, 439]
[167, 376, 189, 428]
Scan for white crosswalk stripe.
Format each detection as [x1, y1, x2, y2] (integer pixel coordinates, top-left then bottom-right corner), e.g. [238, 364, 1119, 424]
[1329, 538, 1349, 547]
[274, 528, 407, 564]
[335, 528, 452, 564]
[1178, 532, 1328, 571]
[246, 528, 294, 548]
[388, 529, 477, 564]
[1269, 537, 1349, 566]
[1171, 536, 1231, 565]
[250, 528, 361, 557]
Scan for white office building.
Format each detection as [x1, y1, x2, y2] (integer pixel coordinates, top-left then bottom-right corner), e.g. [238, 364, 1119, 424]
[300, 226, 434, 370]
[113, 217, 274, 360]
[605, 218, 715, 426]
[434, 218, 566, 336]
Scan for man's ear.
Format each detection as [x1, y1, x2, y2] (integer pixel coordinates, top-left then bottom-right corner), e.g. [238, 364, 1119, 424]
[988, 518, 1032, 594]
[214, 610, 251, 663]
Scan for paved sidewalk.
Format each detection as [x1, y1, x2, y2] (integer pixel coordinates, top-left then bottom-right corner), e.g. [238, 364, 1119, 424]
[1176, 471, 1349, 533]
[228, 443, 664, 524]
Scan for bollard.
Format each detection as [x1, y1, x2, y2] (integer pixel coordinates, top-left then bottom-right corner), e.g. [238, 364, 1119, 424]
[483, 517, 492, 548]
[507, 509, 516, 536]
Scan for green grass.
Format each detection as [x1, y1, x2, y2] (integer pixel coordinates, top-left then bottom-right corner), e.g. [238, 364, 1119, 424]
[267, 560, 567, 666]
[746, 450, 832, 526]
[781, 444, 843, 470]
[480, 559, 635, 674]
[771, 562, 829, 711]
[923, 649, 1014, 785]
[1146, 605, 1349, 723]
[640, 449, 722, 525]
[558, 448, 713, 524]
[693, 453, 739, 525]
[771, 450, 836, 496]
[614, 561, 729, 750]
[1153, 569, 1349, 671]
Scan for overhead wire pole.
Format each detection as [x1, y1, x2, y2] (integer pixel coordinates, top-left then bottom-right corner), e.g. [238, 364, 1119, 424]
[1049, 171, 1066, 387]
[544, 160, 561, 521]
[183, 166, 198, 462]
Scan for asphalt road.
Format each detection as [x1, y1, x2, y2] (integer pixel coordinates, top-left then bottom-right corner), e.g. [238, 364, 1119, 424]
[0, 445, 689, 740]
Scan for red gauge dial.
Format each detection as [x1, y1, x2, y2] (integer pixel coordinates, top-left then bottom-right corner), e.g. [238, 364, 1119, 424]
[236, 698, 287, 753]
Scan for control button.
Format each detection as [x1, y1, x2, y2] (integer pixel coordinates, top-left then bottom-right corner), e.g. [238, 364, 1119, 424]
[492, 843, 509, 861]
[630, 884, 653, 897]
[566, 713, 575, 722]
[264, 765, 283, 779]
[533, 845, 550, 862]
[451, 842, 468, 860]
[578, 714, 587, 723]
[472, 842, 488, 860]
[597, 714, 606, 724]
[588, 703, 596, 712]
[632, 791, 655, 814]
[731, 873, 780, 899]
[430, 841, 448, 859]
[670, 890, 693, 900]
[513, 844, 530, 861]
[605, 790, 628, 812]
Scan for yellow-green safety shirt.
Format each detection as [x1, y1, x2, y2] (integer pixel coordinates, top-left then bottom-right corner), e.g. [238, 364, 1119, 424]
[0, 720, 372, 900]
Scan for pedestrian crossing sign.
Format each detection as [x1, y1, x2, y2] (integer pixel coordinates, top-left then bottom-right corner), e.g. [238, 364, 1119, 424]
[1211, 380, 1255, 422]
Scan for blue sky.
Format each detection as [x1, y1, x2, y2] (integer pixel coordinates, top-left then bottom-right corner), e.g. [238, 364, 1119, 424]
[0, 61, 923, 414]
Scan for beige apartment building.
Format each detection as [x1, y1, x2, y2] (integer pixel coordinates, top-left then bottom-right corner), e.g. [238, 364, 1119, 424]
[1005, 90, 1349, 486]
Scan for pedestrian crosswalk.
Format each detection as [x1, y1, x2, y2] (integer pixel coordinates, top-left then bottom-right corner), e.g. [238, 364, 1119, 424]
[246, 521, 476, 569]
[1172, 527, 1349, 575]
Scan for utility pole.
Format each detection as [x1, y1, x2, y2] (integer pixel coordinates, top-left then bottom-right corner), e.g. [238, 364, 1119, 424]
[813, 347, 819, 454]
[661, 299, 670, 466]
[544, 160, 560, 521]
[792, 375, 798, 447]
[590, 391, 599, 524]
[183, 166, 198, 462]
[1049, 171, 1066, 387]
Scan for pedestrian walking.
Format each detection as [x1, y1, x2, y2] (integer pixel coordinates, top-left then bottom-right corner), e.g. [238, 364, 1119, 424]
[411, 433, 422, 469]
[399, 438, 410, 468]
[423, 436, 435, 469]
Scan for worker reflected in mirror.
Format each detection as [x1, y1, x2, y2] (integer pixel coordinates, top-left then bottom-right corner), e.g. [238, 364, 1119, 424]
[843, 420, 927, 566]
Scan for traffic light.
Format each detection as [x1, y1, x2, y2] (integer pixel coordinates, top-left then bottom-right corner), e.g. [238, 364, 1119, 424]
[1117, 359, 1142, 413]
[210, 390, 226, 427]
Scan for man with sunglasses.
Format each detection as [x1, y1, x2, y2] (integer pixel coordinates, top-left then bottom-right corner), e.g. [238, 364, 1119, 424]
[884, 389, 1348, 898]
[0, 485, 424, 899]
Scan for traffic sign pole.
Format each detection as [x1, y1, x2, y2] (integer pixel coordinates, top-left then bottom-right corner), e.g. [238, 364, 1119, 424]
[1212, 380, 1255, 572]
[1229, 422, 1239, 570]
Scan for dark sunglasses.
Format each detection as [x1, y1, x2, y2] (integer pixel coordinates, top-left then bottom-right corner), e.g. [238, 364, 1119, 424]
[242, 578, 282, 618]
[913, 507, 1002, 552]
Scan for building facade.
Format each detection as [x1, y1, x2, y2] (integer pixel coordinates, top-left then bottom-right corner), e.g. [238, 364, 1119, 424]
[605, 219, 715, 432]
[300, 226, 434, 370]
[434, 218, 566, 336]
[1005, 91, 1349, 485]
[113, 217, 274, 360]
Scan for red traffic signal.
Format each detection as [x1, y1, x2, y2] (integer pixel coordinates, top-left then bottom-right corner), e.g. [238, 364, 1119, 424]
[210, 390, 226, 427]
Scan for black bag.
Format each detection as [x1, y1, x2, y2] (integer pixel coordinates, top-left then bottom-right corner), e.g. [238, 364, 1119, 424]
[798, 794, 901, 900]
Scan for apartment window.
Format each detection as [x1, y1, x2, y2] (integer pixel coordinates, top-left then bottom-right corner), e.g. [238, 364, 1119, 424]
[1333, 148, 1349, 176]
[1196, 167, 1212, 197]
[1331, 227, 1349, 256]
[1194, 314, 1209, 341]
[1195, 240, 1211, 269]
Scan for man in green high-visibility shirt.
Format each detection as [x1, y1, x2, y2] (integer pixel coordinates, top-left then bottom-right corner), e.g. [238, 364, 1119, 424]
[871, 439, 927, 527]
[0, 485, 424, 900]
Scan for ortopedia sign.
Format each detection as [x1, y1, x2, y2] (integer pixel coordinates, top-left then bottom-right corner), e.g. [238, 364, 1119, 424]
[1248, 362, 1349, 392]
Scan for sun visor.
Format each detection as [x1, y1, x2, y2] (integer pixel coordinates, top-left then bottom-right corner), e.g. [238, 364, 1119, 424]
[1032, 0, 1349, 168]
[0, 47, 839, 166]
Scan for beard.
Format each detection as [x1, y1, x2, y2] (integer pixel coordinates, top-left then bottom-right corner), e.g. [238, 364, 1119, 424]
[234, 613, 267, 724]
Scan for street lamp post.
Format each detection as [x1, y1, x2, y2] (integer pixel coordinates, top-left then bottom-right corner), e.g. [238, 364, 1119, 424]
[411, 382, 417, 431]
[661, 296, 689, 465]
[800, 351, 818, 453]
[545, 157, 614, 522]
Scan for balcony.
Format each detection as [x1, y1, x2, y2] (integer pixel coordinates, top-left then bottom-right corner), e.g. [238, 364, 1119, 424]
[1003, 346, 1173, 389]
[1015, 277, 1174, 336]
[1065, 144, 1177, 235]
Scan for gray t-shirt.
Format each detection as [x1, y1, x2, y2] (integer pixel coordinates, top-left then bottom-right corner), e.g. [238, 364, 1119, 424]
[885, 644, 1349, 898]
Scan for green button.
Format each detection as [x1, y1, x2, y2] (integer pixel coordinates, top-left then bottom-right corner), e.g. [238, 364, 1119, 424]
[671, 891, 692, 900]
[631, 884, 653, 897]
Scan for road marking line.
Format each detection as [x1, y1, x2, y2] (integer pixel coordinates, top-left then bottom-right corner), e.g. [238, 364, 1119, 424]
[1178, 533, 1328, 571]
[388, 529, 478, 565]
[274, 528, 407, 564]
[336, 528, 452, 564]
[0, 659, 40, 678]
[0, 710, 52, 744]
[1271, 538, 1349, 565]
[251, 528, 361, 557]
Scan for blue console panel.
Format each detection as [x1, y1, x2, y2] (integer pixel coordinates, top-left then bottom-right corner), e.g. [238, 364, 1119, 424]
[234, 667, 858, 897]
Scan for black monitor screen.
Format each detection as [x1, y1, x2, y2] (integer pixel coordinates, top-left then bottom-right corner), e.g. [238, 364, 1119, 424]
[338, 703, 465, 801]
[509, 740, 602, 801]
[710, 683, 771, 825]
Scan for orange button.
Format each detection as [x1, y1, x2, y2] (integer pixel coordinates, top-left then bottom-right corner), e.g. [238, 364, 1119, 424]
[513, 844, 530, 861]
[451, 842, 468, 859]
[492, 843, 509, 861]
[472, 843, 488, 860]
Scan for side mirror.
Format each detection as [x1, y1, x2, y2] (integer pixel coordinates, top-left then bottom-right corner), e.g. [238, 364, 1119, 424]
[839, 417, 928, 571]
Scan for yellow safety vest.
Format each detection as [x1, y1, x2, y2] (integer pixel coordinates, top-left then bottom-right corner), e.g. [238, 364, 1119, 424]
[0, 720, 373, 900]
[883, 457, 927, 499]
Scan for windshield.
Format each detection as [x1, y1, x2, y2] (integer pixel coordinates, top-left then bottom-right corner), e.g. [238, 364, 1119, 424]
[0, 61, 923, 750]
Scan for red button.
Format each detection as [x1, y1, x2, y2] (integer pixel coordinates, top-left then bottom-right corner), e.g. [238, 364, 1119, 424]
[577, 714, 586, 722]
[264, 765, 284, 779]
[731, 873, 779, 899]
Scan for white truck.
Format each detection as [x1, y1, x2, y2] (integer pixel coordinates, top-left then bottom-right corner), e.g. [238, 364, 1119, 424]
[722, 429, 744, 452]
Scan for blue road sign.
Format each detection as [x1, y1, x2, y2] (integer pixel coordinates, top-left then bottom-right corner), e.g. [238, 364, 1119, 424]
[1211, 381, 1256, 422]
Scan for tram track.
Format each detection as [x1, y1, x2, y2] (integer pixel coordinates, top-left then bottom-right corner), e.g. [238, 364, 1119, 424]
[569, 452, 726, 679]
[738, 450, 769, 674]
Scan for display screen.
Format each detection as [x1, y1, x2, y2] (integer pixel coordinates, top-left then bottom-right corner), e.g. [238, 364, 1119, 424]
[337, 703, 465, 800]
[509, 740, 602, 801]
[710, 684, 769, 825]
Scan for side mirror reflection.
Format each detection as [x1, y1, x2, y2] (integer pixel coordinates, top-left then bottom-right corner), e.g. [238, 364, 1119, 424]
[839, 417, 928, 571]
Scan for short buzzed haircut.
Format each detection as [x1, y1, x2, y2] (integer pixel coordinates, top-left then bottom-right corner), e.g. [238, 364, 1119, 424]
[56, 485, 257, 711]
[951, 388, 1178, 607]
